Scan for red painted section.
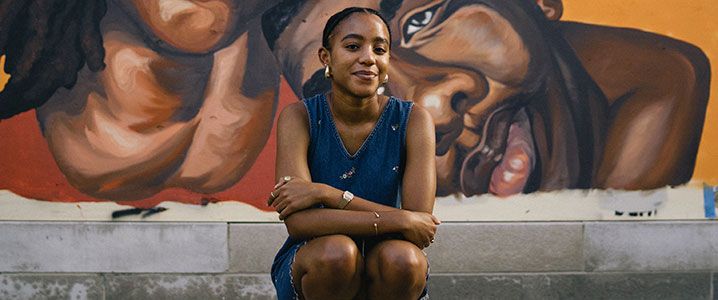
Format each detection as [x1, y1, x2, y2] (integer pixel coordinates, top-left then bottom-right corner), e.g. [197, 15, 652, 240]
[0, 78, 298, 210]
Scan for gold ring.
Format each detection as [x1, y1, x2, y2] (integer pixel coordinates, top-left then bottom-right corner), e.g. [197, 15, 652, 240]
[270, 191, 276, 198]
[283, 176, 292, 182]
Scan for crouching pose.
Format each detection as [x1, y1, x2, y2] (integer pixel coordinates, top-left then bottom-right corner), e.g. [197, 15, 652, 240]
[267, 7, 440, 299]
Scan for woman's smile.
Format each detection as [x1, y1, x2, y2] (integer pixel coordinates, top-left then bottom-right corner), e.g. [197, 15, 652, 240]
[352, 70, 378, 81]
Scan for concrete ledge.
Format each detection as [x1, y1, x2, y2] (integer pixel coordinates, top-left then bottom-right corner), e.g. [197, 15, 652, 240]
[1, 272, 711, 299]
[227, 222, 585, 273]
[0, 222, 228, 273]
[3, 221, 718, 274]
[0, 274, 104, 299]
[106, 274, 274, 300]
[584, 222, 718, 271]
[425, 223, 584, 272]
[229, 224, 287, 273]
[427, 272, 712, 300]
[2, 221, 718, 298]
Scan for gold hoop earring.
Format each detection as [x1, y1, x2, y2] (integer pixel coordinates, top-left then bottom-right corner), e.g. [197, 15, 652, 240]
[382, 74, 389, 84]
[324, 65, 331, 78]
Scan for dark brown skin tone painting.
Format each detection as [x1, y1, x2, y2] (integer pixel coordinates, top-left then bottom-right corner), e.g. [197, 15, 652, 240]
[0, 0, 711, 205]
[264, 0, 710, 197]
[1, 0, 281, 202]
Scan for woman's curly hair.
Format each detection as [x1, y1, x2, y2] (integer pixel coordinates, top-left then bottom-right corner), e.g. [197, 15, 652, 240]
[0, 0, 107, 119]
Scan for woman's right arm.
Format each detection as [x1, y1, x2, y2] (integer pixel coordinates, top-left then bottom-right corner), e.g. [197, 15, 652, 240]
[283, 208, 411, 240]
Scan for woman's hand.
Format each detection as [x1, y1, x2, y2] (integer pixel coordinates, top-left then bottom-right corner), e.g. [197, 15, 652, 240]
[268, 177, 326, 220]
[397, 210, 441, 249]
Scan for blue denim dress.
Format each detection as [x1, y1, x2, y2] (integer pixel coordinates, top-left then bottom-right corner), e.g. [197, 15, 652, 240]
[271, 93, 428, 299]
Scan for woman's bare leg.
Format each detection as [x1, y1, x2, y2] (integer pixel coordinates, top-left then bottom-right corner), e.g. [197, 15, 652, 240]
[365, 239, 428, 300]
[292, 235, 363, 299]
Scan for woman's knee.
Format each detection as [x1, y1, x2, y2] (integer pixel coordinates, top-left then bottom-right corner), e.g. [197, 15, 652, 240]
[370, 241, 427, 287]
[303, 235, 362, 280]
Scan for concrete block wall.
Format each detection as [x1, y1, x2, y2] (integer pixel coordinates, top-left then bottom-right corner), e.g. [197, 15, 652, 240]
[1, 221, 716, 299]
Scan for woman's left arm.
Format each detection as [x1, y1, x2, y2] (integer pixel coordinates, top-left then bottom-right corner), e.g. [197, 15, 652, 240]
[401, 105, 437, 213]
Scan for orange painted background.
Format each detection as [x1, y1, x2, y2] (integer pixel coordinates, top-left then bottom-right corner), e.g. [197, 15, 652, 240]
[562, 0, 718, 184]
[0, 57, 6, 93]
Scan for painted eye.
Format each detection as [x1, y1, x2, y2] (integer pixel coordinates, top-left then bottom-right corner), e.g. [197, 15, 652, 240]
[403, 5, 440, 42]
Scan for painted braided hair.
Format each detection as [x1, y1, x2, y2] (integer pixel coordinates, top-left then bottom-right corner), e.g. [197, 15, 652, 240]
[0, 0, 107, 119]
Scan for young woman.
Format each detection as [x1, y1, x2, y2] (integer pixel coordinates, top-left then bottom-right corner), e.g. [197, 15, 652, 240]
[268, 7, 439, 300]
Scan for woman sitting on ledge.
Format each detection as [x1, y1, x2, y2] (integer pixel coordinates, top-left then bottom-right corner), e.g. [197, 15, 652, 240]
[267, 7, 440, 300]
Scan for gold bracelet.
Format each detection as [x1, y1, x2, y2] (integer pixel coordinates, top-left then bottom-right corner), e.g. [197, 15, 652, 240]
[372, 211, 380, 236]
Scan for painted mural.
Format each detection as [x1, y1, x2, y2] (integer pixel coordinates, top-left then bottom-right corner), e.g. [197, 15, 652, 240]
[0, 0, 715, 220]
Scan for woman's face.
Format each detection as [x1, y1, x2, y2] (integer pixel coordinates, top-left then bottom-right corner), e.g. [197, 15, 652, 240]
[321, 13, 391, 98]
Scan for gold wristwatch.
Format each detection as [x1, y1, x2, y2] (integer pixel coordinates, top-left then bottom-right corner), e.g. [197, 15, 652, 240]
[338, 190, 354, 209]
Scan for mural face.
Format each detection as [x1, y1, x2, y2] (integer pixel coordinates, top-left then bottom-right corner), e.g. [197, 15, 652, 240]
[1, 0, 281, 202]
[0, 0, 714, 217]
[266, 0, 711, 197]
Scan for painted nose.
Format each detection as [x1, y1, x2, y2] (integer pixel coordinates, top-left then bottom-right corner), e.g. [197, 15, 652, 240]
[390, 67, 487, 155]
[412, 72, 484, 127]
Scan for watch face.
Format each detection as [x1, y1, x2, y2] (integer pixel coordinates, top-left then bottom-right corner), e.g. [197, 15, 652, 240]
[338, 190, 353, 209]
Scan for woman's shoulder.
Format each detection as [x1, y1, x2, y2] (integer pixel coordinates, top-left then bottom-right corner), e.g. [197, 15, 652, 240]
[278, 102, 309, 128]
[301, 93, 325, 105]
[278, 93, 330, 130]
[280, 93, 323, 116]
[387, 95, 413, 106]
[388, 96, 418, 116]
[403, 100, 432, 132]
[385, 96, 429, 121]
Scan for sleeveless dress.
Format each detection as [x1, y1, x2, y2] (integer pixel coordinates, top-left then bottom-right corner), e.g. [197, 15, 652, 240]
[271, 93, 429, 299]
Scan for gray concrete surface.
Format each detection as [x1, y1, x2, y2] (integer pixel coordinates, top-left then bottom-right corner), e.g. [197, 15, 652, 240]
[428, 272, 712, 300]
[584, 222, 718, 271]
[425, 222, 584, 272]
[229, 224, 288, 273]
[1, 221, 717, 299]
[106, 274, 274, 300]
[0, 274, 104, 300]
[0, 222, 228, 273]
[0, 272, 711, 299]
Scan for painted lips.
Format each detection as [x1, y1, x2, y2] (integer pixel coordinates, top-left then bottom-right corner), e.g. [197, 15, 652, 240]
[458, 106, 536, 197]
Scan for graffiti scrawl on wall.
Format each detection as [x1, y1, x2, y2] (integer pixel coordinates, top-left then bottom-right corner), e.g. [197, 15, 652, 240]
[0, 0, 715, 219]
